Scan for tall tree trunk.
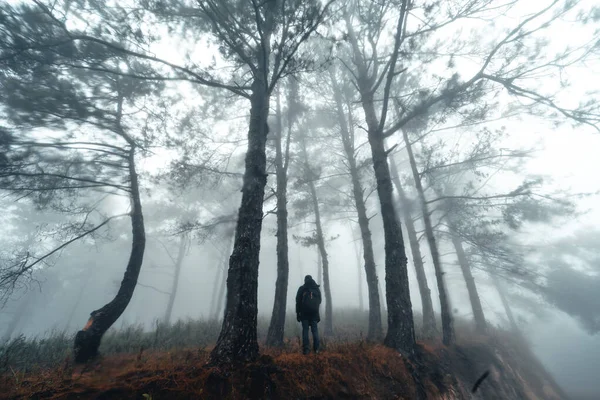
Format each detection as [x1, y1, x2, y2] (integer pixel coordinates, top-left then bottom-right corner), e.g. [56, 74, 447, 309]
[345, 4, 415, 354]
[348, 150, 381, 333]
[360, 93, 414, 352]
[389, 158, 436, 338]
[491, 273, 519, 333]
[308, 174, 334, 335]
[210, 64, 271, 363]
[351, 229, 365, 311]
[299, 129, 333, 335]
[213, 230, 236, 320]
[266, 89, 291, 347]
[450, 233, 486, 333]
[330, 71, 383, 340]
[164, 233, 189, 324]
[317, 250, 322, 284]
[74, 146, 146, 363]
[402, 129, 455, 346]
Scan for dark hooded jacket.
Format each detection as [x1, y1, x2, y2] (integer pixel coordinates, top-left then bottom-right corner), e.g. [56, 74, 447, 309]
[296, 275, 322, 322]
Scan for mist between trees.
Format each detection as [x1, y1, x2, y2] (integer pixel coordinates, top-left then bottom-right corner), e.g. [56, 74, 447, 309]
[0, 0, 599, 375]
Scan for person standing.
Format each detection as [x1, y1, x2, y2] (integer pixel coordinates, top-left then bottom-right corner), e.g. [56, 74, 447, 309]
[296, 275, 321, 355]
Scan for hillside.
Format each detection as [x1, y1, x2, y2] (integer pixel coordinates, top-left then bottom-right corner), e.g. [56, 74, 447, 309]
[0, 333, 567, 399]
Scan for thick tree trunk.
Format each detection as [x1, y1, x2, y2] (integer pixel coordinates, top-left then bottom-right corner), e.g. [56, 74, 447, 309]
[330, 72, 383, 340]
[344, 14, 415, 351]
[352, 87, 414, 353]
[308, 176, 334, 335]
[164, 233, 189, 324]
[492, 273, 519, 333]
[402, 129, 455, 346]
[343, 4, 418, 353]
[213, 230, 236, 320]
[266, 91, 291, 347]
[450, 233, 486, 333]
[389, 159, 437, 338]
[367, 131, 415, 352]
[210, 75, 271, 363]
[74, 147, 146, 363]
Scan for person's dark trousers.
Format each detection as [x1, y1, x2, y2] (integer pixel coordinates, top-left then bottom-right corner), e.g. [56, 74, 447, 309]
[301, 319, 320, 354]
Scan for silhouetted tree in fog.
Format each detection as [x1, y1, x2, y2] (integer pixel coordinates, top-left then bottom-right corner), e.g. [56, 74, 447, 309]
[266, 81, 296, 347]
[185, 0, 334, 364]
[389, 158, 436, 338]
[296, 130, 335, 335]
[340, 0, 418, 353]
[400, 126, 455, 344]
[0, 1, 177, 361]
[128, 0, 334, 363]
[327, 67, 383, 340]
[163, 233, 190, 324]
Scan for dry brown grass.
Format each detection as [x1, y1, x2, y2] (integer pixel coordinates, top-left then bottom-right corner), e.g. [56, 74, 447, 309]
[0, 342, 448, 399]
[0, 335, 568, 400]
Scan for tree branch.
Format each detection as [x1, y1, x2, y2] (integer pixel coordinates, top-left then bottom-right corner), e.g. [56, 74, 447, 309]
[425, 191, 530, 205]
[0, 214, 129, 290]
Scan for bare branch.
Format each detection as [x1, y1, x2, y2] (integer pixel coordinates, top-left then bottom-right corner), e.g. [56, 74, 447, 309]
[137, 282, 171, 295]
[425, 191, 530, 205]
[0, 214, 129, 290]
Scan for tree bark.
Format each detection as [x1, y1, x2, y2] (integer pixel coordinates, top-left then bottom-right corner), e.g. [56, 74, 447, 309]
[210, 69, 271, 363]
[164, 233, 189, 324]
[74, 146, 146, 363]
[266, 89, 291, 347]
[402, 128, 455, 346]
[330, 71, 383, 340]
[355, 86, 415, 351]
[389, 159, 437, 338]
[450, 233, 487, 333]
[368, 130, 415, 352]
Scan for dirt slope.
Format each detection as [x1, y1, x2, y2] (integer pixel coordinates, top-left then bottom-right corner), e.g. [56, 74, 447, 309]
[0, 335, 567, 399]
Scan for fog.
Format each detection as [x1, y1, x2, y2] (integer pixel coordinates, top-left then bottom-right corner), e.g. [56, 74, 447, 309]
[1, 0, 599, 398]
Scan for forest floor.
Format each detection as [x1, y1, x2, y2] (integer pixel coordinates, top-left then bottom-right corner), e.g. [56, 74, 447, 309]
[0, 332, 569, 400]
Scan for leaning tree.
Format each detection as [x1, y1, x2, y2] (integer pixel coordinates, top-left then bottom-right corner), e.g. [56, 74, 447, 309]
[0, 0, 169, 361]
